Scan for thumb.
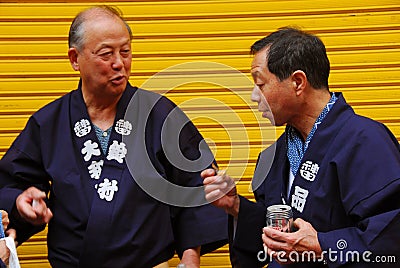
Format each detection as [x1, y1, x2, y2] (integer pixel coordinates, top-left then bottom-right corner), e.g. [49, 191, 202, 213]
[6, 228, 16, 240]
[44, 208, 54, 222]
[293, 218, 307, 230]
[201, 168, 216, 179]
[28, 187, 47, 200]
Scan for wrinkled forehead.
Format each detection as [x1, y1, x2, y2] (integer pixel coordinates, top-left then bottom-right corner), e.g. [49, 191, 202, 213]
[82, 12, 130, 42]
[79, 9, 126, 36]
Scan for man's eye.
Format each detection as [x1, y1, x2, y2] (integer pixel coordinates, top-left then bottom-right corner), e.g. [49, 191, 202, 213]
[120, 50, 131, 57]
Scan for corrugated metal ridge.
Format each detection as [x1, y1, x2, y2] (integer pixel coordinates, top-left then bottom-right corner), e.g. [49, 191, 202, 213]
[1, 5, 399, 22]
[2, 44, 400, 59]
[2, 25, 400, 41]
[1, 65, 399, 78]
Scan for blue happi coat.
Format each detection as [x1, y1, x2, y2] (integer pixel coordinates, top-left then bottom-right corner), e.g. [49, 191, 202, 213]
[0, 83, 228, 267]
[230, 93, 400, 268]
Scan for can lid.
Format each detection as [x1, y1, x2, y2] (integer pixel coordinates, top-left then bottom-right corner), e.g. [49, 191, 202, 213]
[267, 204, 292, 213]
[266, 204, 293, 219]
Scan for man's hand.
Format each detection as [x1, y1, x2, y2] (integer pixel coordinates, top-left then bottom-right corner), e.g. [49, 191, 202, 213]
[201, 168, 240, 217]
[16, 187, 53, 225]
[0, 239, 9, 265]
[0, 229, 17, 265]
[1, 210, 9, 231]
[261, 218, 322, 265]
[180, 247, 200, 268]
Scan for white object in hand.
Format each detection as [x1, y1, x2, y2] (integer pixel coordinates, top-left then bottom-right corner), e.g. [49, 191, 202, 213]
[32, 199, 39, 208]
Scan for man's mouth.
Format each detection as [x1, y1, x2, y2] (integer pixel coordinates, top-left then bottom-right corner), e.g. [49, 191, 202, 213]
[111, 75, 125, 84]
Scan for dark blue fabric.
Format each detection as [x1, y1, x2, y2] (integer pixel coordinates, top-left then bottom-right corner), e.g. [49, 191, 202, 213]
[0, 259, 5, 268]
[0, 83, 228, 268]
[231, 93, 400, 267]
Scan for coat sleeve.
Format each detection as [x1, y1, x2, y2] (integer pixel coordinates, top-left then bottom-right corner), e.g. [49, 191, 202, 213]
[0, 116, 50, 244]
[318, 121, 400, 267]
[0, 258, 6, 268]
[153, 101, 228, 257]
[229, 196, 268, 267]
[228, 149, 275, 268]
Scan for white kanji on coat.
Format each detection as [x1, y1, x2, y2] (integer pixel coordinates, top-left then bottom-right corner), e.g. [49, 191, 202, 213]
[88, 160, 104, 180]
[291, 186, 309, 213]
[106, 140, 127, 163]
[115, 119, 132, 136]
[74, 119, 91, 137]
[96, 178, 118, 202]
[81, 140, 101, 161]
[300, 160, 319, 182]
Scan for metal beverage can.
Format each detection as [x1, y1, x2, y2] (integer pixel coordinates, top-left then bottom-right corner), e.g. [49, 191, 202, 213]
[266, 204, 293, 232]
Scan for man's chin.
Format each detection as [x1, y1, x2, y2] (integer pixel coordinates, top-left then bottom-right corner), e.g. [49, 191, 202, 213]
[111, 80, 127, 91]
[262, 113, 277, 126]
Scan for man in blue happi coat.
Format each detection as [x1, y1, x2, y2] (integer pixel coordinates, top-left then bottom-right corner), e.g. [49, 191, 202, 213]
[0, 5, 227, 268]
[202, 27, 400, 267]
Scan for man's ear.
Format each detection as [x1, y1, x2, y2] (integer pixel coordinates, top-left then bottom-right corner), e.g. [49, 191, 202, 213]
[68, 48, 80, 71]
[291, 70, 307, 96]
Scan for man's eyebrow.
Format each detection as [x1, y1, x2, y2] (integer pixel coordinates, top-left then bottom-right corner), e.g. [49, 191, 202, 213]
[92, 45, 112, 54]
[92, 40, 131, 54]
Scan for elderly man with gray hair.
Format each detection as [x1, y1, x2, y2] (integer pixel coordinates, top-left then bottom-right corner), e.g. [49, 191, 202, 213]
[0, 6, 227, 268]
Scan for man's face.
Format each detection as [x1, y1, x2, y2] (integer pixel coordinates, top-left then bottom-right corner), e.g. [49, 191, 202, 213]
[250, 47, 294, 126]
[74, 15, 132, 97]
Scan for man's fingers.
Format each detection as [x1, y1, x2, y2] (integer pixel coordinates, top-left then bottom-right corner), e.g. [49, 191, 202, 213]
[19, 201, 38, 220]
[205, 188, 225, 201]
[6, 229, 16, 240]
[263, 227, 290, 242]
[25, 187, 47, 200]
[16, 191, 53, 225]
[262, 231, 286, 252]
[32, 198, 48, 215]
[1, 213, 9, 230]
[200, 168, 216, 179]
[203, 175, 217, 185]
[1, 210, 8, 218]
[33, 207, 53, 224]
[292, 218, 307, 229]
[44, 208, 53, 223]
[204, 174, 229, 186]
[204, 182, 226, 193]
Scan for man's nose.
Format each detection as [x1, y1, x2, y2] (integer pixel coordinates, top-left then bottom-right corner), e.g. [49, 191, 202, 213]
[112, 54, 124, 69]
[251, 85, 261, 103]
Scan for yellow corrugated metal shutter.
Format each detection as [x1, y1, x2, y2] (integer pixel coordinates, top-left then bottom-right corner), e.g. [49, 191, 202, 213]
[0, 0, 399, 267]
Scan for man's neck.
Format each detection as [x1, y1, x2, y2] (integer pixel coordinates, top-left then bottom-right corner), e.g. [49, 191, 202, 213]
[290, 89, 332, 140]
[83, 93, 121, 131]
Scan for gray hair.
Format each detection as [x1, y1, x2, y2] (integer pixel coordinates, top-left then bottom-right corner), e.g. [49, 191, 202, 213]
[68, 5, 132, 50]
